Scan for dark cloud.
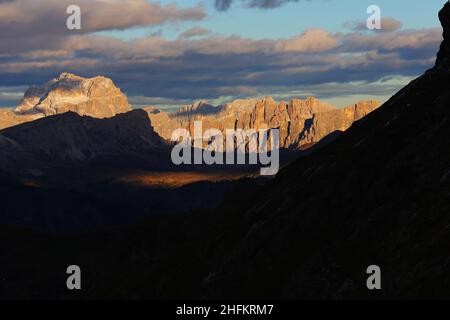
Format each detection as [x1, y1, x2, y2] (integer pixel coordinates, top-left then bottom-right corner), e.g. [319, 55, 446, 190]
[215, 0, 301, 11]
[0, 0, 443, 108]
[0, 25, 441, 107]
[0, 0, 205, 48]
[0, 0, 206, 61]
[215, 0, 232, 11]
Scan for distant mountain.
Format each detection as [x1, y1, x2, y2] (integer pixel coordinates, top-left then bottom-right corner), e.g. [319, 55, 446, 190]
[1, 72, 379, 153]
[0, 73, 131, 130]
[147, 97, 380, 149]
[16, 72, 131, 117]
[0, 109, 167, 175]
[0, 109, 39, 131]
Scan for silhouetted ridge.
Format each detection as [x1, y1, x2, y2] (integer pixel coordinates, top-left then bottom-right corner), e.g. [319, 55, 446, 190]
[436, 2, 450, 69]
[0, 109, 166, 163]
[196, 2, 450, 299]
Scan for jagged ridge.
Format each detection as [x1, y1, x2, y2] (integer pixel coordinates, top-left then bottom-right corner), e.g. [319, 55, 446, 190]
[15, 72, 131, 118]
[147, 97, 380, 149]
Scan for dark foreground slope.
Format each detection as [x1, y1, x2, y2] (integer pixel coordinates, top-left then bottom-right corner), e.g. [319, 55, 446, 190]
[201, 3, 450, 299]
[1, 3, 450, 300]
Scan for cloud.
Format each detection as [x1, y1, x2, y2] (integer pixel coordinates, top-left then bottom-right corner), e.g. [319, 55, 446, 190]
[0, 0, 205, 38]
[0, 0, 206, 57]
[0, 85, 27, 106]
[0, 1, 443, 108]
[275, 29, 338, 52]
[379, 18, 403, 32]
[341, 28, 442, 52]
[215, 0, 233, 11]
[349, 18, 403, 33]
[0, 24, 441, 106]
[179, 27, 211, 39]
[215, 0, 301, 11]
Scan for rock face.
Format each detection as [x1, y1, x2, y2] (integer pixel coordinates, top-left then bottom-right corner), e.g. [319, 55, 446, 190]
[299, 100, 380, 147]
[0, 109, 165, 167]
[2, 72, 379, 152]
[147, 97, 380, 149]
[0, 109, 41, 131]
[0, 73, 131, 130]
[15, 73, 131, 118]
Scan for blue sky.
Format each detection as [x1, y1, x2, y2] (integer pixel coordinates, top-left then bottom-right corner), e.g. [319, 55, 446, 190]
[0, 0, 447, 109]
[109, 0, 443, 41]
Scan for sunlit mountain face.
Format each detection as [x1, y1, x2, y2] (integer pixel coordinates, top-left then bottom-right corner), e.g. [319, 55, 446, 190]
[1, 0, 450, 302]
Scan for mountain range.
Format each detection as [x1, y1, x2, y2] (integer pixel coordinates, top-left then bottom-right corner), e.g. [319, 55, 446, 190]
[0, 72, 379, 152]
[0, 69, 380, 194]
[146, 97, 379, 149]
[0, 2, 449, 300]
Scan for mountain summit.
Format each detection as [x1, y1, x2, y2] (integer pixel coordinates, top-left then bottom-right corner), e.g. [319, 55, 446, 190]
[147, 97, 380, 149]
[14, 72, 131, 118]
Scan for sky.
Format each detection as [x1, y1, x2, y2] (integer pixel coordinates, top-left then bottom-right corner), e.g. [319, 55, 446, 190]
[0, 0, 447, 109]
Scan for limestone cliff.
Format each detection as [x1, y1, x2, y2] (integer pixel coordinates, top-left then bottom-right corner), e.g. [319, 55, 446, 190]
[147, 97, 380, 150]
[15, 72, 131, 118]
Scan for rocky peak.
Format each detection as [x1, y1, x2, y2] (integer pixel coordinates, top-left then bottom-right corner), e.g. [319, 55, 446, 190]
[15, 73, 131, 118]
[55, 72, 81, 81]
[146, 96, 380, 149]
[178, 101, 216, 114]
[224, 98, 260, 113]
[288, 97, 334, 119]
[261, 96, 277, 105]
